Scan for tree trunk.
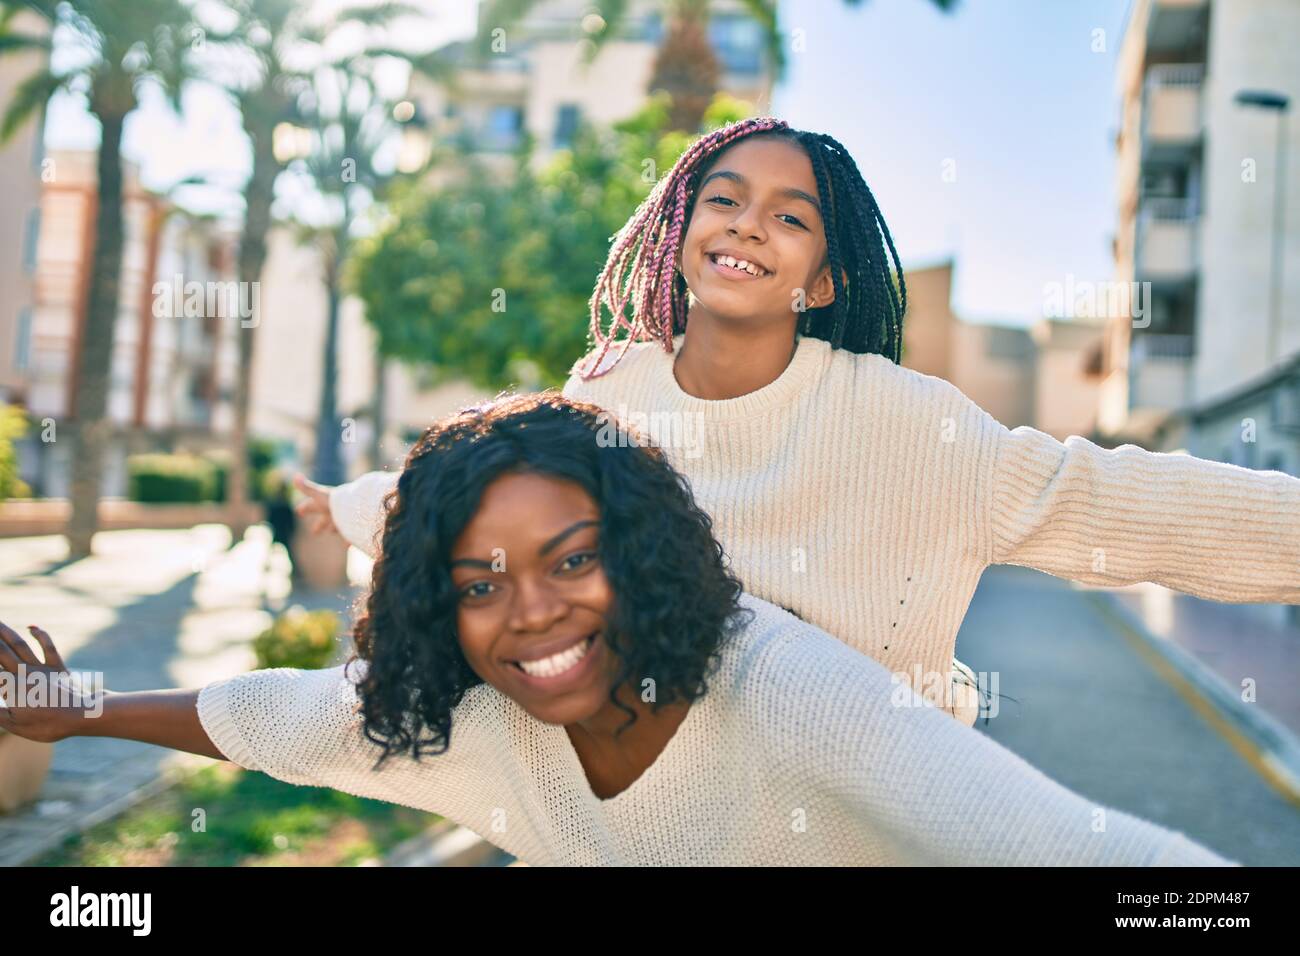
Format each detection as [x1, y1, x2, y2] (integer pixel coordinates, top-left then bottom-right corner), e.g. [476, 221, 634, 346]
[313, 230, 346, 486]
[65, 108, 128, 559]
[369, 348, 386, 471]
[648, 3, 721, 134]
[227, 120, 279, 541]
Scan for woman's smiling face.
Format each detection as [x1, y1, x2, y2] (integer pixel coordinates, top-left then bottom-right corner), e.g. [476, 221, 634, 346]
[678, 135, 839, 325]
[449, 471, 620, 726]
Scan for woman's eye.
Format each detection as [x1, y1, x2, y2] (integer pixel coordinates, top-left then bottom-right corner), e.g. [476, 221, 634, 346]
[559, 552, 597, 572]
[460, 581, 495, 600]
[779, 214, 806, 228]
[706, 195, 736, 206]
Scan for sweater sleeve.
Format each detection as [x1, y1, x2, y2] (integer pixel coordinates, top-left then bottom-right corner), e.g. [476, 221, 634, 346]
[328, 469, 400, 560]
[196, 664, 380, 788]
[745, 601, 1239, 866]
[985, 420, 1300, 604]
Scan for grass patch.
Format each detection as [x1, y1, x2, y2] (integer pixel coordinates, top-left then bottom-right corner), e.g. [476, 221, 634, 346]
[34, 762, 439, 867]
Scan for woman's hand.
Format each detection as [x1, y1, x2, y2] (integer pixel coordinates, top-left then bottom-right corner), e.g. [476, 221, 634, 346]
[293, 473, 339, 536]
[0, 621, 100, 743]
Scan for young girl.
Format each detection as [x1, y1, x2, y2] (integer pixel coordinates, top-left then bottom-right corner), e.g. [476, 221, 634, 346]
[300, 117, 1300, 727]
[0, 395, 1235, 866]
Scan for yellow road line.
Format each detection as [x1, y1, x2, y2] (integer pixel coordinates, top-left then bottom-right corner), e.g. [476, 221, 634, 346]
[1086, 592, 1300, 810]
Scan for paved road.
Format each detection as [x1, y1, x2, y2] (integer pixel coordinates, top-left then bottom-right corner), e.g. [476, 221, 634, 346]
[957, 564, 1300, 866]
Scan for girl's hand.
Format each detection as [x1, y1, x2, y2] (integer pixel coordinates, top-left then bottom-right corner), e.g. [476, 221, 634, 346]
[293, 473, 339, 536]
[0, 621, 99, 743]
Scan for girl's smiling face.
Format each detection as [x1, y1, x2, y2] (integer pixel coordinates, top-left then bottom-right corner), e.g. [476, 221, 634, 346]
[678, 136, 840, 325]
[449, 471, 620, 727]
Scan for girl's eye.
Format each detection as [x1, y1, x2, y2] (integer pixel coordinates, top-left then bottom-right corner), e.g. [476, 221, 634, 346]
[707, 196, 805, 229]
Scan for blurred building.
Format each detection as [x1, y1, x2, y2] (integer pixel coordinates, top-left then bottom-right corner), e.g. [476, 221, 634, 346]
[901, 260, 1105, 440]
[1103, 0, 1299, 474]
[0, 9, 47, 412]
[10, 150, 241, 497]
[409, 0, 775, 186]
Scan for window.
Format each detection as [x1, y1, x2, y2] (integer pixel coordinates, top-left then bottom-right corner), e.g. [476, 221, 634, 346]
[481, 104, 523, 151]
[554, 104, 580, 149]
[709, 16, 763, 74]
[14, 307, 32, 372]
[22, 208, 40, 274]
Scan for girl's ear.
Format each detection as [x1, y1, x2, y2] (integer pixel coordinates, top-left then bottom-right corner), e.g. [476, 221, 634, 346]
[811, 263, 846, 306]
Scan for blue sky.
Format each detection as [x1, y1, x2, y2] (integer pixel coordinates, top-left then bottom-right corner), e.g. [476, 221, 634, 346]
[42, 0, 1134, 326]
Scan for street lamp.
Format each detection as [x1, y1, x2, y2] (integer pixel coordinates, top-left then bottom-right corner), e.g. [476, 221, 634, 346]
[1234, 89, 1290, 366]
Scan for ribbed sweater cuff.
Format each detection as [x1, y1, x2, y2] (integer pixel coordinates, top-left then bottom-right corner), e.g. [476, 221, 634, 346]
[196, 678, 262, 771]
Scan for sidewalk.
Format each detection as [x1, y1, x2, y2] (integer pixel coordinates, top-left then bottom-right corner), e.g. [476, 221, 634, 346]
[1104, 582, 1300, 742]
[0, 524, 364, 866]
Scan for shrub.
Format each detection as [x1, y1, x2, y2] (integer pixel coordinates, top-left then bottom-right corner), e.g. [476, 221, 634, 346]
[0, 404, 31, 501]
[253, 606, 341, 670]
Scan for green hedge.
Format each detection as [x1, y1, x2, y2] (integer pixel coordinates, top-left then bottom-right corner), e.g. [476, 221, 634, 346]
[127, 437, 282, 504]
[127, 453, 216, 503]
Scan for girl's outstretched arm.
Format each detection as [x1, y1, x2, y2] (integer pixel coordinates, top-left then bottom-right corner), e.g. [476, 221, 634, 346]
[327, 468, 400, 559]
[0, 621, 225, 760]
[322, 378, 597, 560]
[984, 419, 1300, 604]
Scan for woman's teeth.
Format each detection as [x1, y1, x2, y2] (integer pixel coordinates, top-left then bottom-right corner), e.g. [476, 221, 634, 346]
[517, 635, 595, 678]
[711, 254, 768, 277]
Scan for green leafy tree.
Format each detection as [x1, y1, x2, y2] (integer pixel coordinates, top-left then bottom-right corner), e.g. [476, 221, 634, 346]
[352, 94, 749, 390]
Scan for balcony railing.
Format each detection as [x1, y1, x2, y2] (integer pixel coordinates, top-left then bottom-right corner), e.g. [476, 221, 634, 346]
[1136, 197, 1198, 278]
[1129, 334, 1194, 411]
[1142, 64, 1204, 150]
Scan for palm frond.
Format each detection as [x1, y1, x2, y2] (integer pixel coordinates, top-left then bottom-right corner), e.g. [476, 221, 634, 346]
[0, 66, 61, 142]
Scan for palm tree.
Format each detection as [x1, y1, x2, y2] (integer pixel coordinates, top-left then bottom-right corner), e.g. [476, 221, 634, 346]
[475, 0, 958, 133]
[0, 0, 192, 559]
[195, 1, 453, 513]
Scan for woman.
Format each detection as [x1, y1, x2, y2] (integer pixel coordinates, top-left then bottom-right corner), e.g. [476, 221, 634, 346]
[299, 117, 1300, 729]
[0, 395, 1234, 866]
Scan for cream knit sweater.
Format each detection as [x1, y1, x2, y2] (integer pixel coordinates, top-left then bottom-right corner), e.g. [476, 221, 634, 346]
[196, 592, 1235, 866]
[330, 334, 1300, 726]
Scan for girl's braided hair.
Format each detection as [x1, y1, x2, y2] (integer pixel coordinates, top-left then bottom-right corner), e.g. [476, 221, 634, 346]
[575, 116, 906, 379]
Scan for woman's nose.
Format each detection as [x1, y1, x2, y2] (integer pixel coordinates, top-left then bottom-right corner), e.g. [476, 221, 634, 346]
[508, 577, 569, 633]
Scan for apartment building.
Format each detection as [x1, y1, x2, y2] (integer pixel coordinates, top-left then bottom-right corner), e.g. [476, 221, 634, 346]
[900, 260, 1104, 440]
[0, 9, 47, 410]
[407, 0, 774, 187]
[12, 150, 241, 497]
[1102, 0, 1299, 471]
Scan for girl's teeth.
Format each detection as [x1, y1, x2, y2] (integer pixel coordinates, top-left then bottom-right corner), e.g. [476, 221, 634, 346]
[518, 636, 593, 678]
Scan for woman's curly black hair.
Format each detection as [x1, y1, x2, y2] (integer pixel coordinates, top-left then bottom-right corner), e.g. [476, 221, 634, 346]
[346, 391, 752, 769]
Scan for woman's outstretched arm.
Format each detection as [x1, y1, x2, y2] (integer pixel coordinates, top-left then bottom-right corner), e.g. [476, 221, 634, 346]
[0, 621, 224, 760]
[740, 598, 1239, 866]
